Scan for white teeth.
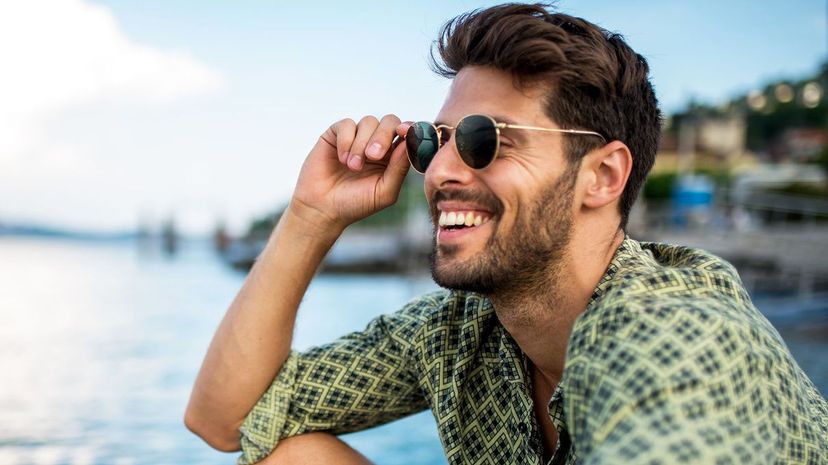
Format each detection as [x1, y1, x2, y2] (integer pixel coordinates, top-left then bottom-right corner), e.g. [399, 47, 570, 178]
[447, 211, 457, 225]
[439, 210, 490, 228]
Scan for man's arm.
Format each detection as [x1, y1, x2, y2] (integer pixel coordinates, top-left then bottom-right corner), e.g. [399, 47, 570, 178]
[184, 205, 339, 451]
[236, 296, 434, 464]
[184, 114, 412, 451]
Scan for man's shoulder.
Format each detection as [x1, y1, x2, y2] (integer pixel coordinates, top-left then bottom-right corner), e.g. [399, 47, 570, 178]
[590, 238, 753, 324]
[563, 240, 828, 462]
[571, 238, 779, 368]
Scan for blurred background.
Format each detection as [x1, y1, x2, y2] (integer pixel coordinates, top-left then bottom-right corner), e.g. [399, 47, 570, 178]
[1, 1, 826, 464]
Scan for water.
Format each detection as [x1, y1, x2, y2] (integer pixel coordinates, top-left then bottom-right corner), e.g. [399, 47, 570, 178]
[0, 237, 826, 465]
[0, 237, 444, 465]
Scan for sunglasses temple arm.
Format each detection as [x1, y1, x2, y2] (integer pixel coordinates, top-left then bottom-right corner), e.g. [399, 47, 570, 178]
[497, 123, 606, 143]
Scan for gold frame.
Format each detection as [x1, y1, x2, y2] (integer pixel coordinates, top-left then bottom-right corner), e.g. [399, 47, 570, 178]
[407, 114, 606, 173]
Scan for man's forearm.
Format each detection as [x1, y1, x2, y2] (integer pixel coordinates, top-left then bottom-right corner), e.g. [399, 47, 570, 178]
[185, 202, 343, 451]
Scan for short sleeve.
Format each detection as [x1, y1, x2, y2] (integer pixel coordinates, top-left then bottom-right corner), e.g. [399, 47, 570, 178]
[237, 298, 434, 464]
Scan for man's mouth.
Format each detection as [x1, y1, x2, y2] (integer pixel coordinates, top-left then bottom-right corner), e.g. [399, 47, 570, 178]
[432, 191, 501, 244]
[437, 210, 493, 234]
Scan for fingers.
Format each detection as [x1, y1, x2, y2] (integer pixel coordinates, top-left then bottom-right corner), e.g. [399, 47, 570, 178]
[347, 115, 380, 170]
[396, 121, 413, 138]
[375, 120, 415, 204]
[376, 140, 413, 206]
[330, 115, 404, 172]
[364, 114, 402, 161]
[330, 118, 357, 165]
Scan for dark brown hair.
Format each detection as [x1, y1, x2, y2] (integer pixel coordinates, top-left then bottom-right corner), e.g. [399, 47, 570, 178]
[431, 2, 661, 230]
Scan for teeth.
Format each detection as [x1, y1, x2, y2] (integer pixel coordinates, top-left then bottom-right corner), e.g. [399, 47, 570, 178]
[438, 210, 490, 228]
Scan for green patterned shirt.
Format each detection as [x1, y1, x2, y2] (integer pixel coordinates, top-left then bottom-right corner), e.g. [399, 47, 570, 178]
[238, 237, 828, 464]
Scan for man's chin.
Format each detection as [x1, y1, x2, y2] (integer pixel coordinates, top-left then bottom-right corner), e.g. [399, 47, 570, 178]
[429, 251, 498, 294]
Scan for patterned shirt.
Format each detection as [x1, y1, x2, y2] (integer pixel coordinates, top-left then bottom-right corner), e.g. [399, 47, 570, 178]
[238, 237, 828, 464]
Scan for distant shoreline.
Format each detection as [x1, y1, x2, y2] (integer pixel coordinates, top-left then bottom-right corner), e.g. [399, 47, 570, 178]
[0, 223, 139, 241]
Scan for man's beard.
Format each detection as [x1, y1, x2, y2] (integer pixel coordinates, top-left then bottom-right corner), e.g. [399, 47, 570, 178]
[430, 166, 577, 296]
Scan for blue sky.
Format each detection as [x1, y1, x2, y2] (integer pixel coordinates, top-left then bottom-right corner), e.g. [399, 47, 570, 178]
[1, 0, 825, 235]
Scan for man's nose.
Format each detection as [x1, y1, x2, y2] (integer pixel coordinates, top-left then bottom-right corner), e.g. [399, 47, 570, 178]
[424, 135, 476, 188]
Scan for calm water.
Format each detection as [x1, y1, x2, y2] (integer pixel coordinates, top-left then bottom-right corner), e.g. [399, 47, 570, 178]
[0, 237, 826, 465]
[0, 237, 443, 465]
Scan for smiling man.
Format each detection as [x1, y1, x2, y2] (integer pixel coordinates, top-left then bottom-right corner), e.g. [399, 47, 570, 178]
[185, 4, 828, 464]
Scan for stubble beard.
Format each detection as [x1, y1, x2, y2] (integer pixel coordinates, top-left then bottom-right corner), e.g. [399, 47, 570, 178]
[430, 168, 577, 297]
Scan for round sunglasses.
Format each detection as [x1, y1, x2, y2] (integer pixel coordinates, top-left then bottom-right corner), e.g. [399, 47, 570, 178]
[404, 114, 606, 174]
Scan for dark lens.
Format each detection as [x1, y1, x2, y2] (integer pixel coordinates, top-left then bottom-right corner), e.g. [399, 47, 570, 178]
[456, 115, 498, 169]
[406, 122, 439, 173]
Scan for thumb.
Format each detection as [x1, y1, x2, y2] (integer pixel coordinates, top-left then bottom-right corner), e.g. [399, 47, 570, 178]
[377, 141, 412, 204]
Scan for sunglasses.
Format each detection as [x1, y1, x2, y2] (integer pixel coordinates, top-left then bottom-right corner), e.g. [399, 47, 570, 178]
[404, 114, 606, 174]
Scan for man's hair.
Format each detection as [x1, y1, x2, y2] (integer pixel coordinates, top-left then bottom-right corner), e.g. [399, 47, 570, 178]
[430, 2, 662, 230]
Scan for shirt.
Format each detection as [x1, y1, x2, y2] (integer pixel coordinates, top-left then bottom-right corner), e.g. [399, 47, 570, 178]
[237, 237, 828, 464]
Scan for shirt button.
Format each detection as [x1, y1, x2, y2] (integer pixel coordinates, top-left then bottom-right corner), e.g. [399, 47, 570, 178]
[517, 423, 528, 434]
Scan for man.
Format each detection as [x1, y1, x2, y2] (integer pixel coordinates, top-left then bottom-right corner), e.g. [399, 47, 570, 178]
[185, 4, 828, 464]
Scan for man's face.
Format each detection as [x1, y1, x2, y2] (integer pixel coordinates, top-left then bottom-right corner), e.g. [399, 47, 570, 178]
[424, 66, 579, 294]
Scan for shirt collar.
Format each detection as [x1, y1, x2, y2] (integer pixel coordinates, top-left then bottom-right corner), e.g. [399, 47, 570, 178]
[585, 235, 652, 309]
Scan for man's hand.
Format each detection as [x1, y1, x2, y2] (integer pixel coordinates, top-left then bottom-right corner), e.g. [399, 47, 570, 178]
[290, 115, 412, 233]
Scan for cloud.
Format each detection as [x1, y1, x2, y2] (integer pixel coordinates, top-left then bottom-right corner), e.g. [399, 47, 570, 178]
[0, 0, 223, 163]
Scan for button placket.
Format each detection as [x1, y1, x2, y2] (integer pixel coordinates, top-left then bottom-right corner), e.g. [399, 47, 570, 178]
[498, 325, 547, 464]
[546, 387, 571, 465]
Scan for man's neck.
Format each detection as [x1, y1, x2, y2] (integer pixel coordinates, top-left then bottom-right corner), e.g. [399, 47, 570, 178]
[490, 226, 625, 386]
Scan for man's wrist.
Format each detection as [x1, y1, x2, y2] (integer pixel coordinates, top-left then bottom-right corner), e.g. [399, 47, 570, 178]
[256, 200, 343, 276]
[280, 199, 346, 245]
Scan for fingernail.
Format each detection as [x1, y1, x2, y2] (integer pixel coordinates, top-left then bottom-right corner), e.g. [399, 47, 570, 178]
[366, 142, 382, 158]
[348, 154, 362, 170]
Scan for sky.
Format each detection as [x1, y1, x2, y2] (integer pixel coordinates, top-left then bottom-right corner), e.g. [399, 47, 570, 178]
[0, 0, 825, 236]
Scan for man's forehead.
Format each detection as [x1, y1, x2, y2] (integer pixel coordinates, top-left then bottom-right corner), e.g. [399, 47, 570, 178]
[434, 66, 549, 126]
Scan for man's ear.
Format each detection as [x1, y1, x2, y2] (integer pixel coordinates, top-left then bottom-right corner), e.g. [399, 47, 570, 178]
[580, 141, 632, 209]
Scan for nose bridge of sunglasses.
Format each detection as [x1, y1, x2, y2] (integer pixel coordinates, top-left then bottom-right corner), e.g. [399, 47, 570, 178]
[435, 125, 454, 146]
